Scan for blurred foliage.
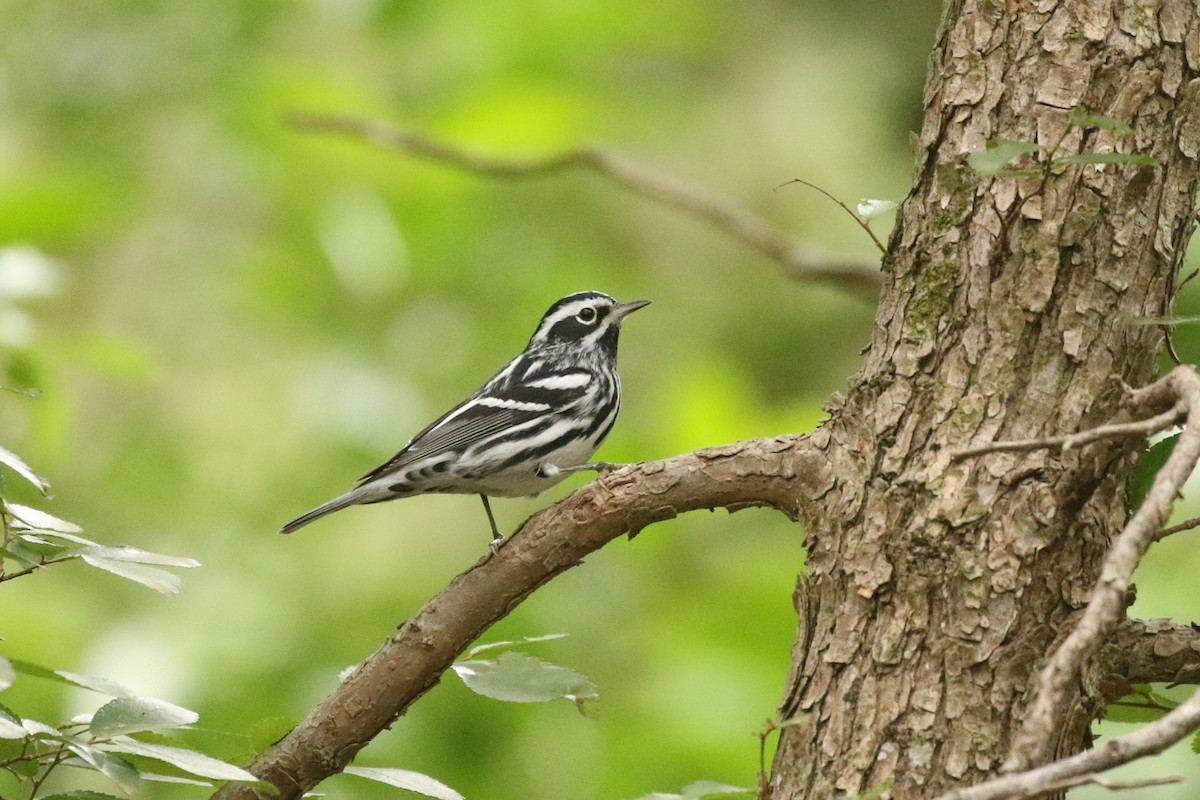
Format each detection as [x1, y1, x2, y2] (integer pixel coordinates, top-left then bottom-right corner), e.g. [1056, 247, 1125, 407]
[4, 1, 1200, 799]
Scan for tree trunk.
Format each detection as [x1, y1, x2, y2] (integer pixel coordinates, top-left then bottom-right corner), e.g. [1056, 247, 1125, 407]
[768, 2, 1200, 798]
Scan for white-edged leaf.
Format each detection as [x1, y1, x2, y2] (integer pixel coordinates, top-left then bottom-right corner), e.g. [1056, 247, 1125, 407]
[467, 633, 569, 657]
[627, 782, 753, 800]
[452, 651, 598, 706]
[0, 444, 49, 494]
[81, 545, 200, 568]
[9, 658, 136, 697]
[20, 529, 97, 547]
[79, 555, 183, 596]
[23, 718, 64, 738]
[0, 708, 25, 739]
[90, 696, 199, 737]
[101, 738, 263, 783]
[141, 772, 213, 786]
[344, 767, 464, 800]
[5, 503, 81, 533]
[0, 655, 14, 691]
[680, 780, 754, 798]
[855, 199, 898, 220]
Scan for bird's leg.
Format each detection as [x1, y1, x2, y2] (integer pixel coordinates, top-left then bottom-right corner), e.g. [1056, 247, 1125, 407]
[479, 494, 503, 553]
[542, 461, 624, 477]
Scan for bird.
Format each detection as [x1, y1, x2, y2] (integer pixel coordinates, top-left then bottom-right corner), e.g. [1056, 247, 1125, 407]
[280, 291, 649, 545]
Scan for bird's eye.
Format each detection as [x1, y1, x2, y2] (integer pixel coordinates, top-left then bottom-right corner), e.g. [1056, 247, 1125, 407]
[577, 307, 597, 324]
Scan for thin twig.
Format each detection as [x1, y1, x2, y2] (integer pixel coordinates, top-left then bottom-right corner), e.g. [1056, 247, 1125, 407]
[287, 112, 882, 300]
[1006, 366, 1200, 771]
[950, 404, 1185, 461]
[775, 178, 888, 254]
[0, 555, 73, 584]
[931, 687, 1200, 800]
[1155, 514, 1200, 541]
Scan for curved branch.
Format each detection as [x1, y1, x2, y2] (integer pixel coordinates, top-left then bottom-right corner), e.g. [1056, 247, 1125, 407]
[212, 435, 829, 800]
[286, 112, 882, 300]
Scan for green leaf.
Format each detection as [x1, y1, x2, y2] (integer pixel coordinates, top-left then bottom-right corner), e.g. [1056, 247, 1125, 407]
[0, 444, 49, 494]
[36, 792, 127, 800]
[1191, 728, 1200, 754]
[1104, 702, 1169, 724]
[452, 652, 598, 708]
[100, 738, 263, 783]
[0, 542, 42, 568]
[1055, 152, 1157, 166]
[1067, 108, 1135, 135]
[344, 766, 465, 800]
[66, 743, 142, 795]
[1127, 434, 1180, 514]
[0, 656, 14, 691]
[849, 780, 895, 800]
[8, 658, 135, 698]
[467, 633, 569, 657]
[967, 139, 1041, 175]
[1134, 314, 1200, 326]
[4, 503, 81, 533]
[89, 697, 199, 738]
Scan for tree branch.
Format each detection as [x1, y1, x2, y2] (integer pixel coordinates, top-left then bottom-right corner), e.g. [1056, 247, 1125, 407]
[286, 111, 883, 300]
[211, 436, 829, 800]
[1096, 618, 1200, 692]
[1004, 366, 1200, 769]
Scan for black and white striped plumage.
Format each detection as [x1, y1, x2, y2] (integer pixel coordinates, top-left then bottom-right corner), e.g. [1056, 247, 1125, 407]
[281, 291, 649, 540]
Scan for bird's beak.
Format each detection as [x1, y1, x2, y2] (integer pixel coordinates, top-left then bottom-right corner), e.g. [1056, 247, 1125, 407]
[610, 299, 651, 323]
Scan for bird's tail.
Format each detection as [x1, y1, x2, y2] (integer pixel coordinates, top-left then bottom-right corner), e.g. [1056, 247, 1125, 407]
[280, 490, 363, 534]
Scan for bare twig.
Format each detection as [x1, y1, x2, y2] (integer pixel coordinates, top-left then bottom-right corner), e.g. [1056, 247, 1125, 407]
[212, 436, 827, 800]
[775, 178, 888, 254]
[1086, 775, 1184, 790]
[1007, 366, 1200, 770]
[287, 112, 882, 300]
[1154, 514, 1200, 541]
[949, 404, 1185, 461]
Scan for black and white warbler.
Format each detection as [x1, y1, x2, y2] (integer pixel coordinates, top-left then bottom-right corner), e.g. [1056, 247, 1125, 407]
[280, 291, 649, 543]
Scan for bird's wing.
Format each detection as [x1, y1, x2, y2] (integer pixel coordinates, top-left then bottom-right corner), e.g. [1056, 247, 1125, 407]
[357, 368, 594, 485]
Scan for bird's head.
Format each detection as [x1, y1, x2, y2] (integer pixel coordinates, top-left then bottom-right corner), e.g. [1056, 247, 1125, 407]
[527, 291, 650, 355]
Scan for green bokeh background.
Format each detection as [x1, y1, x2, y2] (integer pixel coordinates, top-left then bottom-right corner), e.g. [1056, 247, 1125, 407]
[2, 2, 1199, 799]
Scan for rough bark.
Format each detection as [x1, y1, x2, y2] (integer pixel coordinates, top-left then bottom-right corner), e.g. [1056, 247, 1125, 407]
[767, 1, 1200, 798]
